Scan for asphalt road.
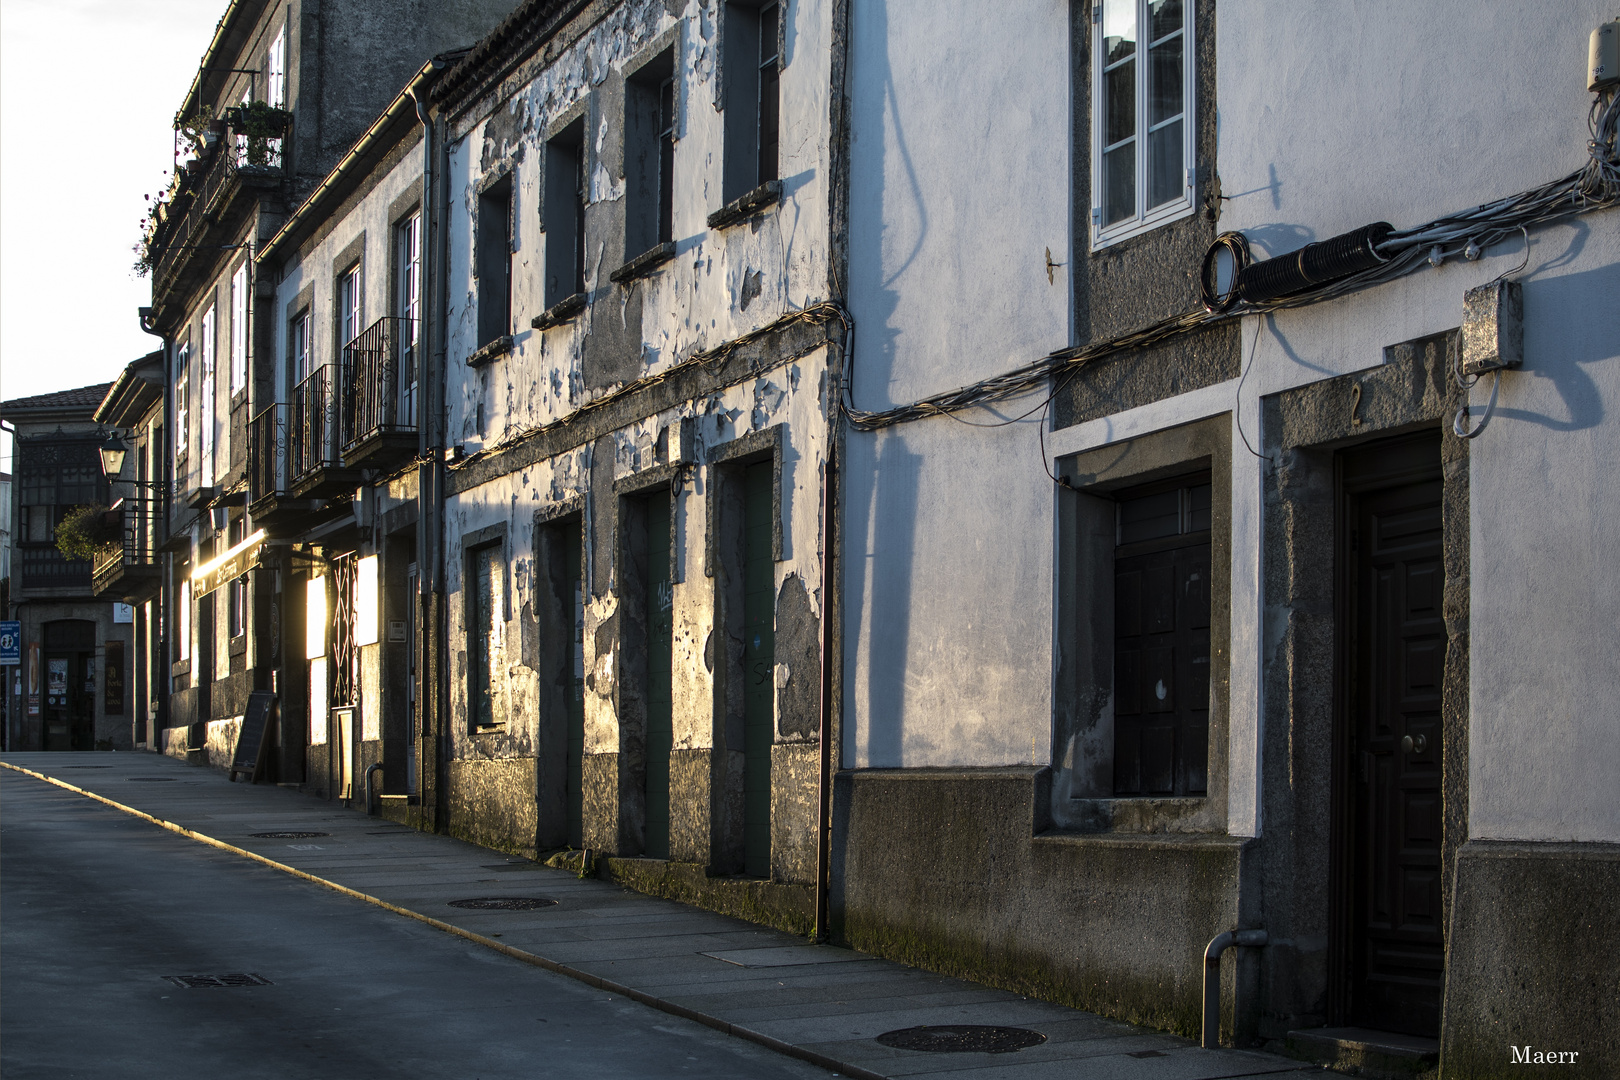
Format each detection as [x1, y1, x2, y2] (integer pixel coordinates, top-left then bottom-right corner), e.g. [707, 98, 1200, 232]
[0, 770, 829, 1079]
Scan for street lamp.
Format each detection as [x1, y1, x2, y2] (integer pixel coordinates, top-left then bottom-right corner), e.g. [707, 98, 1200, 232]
[99, 434, 129, 481]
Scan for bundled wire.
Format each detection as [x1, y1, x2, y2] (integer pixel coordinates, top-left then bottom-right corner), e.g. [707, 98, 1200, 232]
[841, 88, 1620, 433]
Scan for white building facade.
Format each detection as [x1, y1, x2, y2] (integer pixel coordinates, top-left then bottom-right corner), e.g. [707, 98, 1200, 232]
[834, 0, 1619, 1068]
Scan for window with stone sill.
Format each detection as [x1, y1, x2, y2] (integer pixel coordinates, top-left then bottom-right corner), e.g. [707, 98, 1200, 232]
[1090, 0, 1195, 250]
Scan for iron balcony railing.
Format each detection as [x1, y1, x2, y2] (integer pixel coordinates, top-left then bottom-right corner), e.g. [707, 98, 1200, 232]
[291, 365, 341, 485]
[249, 402, 288, 504]
[93, 495, 166, 587]
[340, 316, 419, 450]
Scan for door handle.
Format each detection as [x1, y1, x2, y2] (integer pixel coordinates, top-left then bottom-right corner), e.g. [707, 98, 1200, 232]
[1402, 733, 1428, 754]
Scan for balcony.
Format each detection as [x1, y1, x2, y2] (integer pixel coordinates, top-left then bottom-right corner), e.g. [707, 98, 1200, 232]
[289, 365, 359, 498]
[248, 402, 318, 525]
[149, 110, 289, 298]
[341, 316, 420, 469]
[92, 495, 165, 603]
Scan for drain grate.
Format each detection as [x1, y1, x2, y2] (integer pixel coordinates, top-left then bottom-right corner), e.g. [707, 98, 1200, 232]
[482, 863, 541, 872]
[1127, 1049, 1169, 1058]
[127, 777, 177, 782]
[164, 973, 273, 989]
[875, 1026, 1046, 1054]
[61, 765, 112, 769]
[250, 831, 330, 839]
[448, 897, 557, 910]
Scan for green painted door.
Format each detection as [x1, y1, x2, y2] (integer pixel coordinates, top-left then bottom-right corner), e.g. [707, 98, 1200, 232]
[742, 461, 774, 877]
[565, 528, 585, 849]
[645, 496, 674, 859]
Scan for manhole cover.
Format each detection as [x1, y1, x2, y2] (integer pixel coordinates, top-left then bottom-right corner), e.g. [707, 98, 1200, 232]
[127, 777, 177, 782]
[250, 831, 330, 839]
[164, 973, 273, 988]
[875, 1026, 1047, 1054]
[447, 897, 558, 910]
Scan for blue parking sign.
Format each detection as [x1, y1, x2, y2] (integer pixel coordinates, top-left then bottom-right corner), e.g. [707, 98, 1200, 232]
[0, 621, 20, 666]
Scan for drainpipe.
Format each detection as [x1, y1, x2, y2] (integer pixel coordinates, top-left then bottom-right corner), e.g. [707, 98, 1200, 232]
[409, 67, 450, 834]
[813, 442, 836, 941]
[1202, 928, 1267, 1048]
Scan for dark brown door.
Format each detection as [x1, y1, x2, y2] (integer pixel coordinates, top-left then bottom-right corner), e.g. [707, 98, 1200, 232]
[1342, 444, 1445, 1036]
[1114, 477, 1212, 797]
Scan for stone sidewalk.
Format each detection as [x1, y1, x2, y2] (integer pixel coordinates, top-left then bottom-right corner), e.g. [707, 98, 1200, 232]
[1, 752, 1320, 1080]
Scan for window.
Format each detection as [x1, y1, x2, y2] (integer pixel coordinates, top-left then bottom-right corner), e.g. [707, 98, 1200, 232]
[266, 25, 287, 107]
[234, 86, 251, 164]
[467, 541, 505, 730]
[1091, 0, 1194, 248]
[230, 262, 248, 395]
[722, 1, 780, 202]
[174, 340, 190, 463]
[200, 305, 216, 485]
[288, 308, 311, 390]
[177, 578, 192, 662]
[338, 264, 362, 348]
[476, 175, 513, 346]
[625, 49, 676, 258]
[395, 211, 421, 392]
[226, 519, 247, 639]
[543, 120, 586, 308]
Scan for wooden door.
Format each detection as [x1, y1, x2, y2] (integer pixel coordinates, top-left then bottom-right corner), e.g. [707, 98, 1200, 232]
[741, 461, 775, 878]
[1342, 450, 1445, 1036]
[644, 496, 674, 859]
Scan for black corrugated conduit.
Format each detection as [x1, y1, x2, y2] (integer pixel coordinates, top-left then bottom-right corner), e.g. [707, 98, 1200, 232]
[1233, 222, 1393, 304]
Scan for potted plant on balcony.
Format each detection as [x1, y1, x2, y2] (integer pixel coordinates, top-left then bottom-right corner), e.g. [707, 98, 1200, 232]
[226, 101, 291, 168]
[53, 504, 119, 565]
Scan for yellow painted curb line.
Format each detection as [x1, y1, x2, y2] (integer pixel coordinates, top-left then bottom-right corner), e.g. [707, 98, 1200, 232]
[0, 761, 879, 1080]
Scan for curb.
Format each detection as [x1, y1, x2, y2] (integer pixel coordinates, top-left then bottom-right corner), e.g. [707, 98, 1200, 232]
[0, 761, 883, 1080]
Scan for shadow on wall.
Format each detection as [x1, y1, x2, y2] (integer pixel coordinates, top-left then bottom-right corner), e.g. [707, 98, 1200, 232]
[849, 431, 920, 769]
[1494, 237, 1613, 433]
[846, 0, 927, 415]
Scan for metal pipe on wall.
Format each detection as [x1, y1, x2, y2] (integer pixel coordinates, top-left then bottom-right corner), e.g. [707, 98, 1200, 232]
[1202, 928, 1267, 1048]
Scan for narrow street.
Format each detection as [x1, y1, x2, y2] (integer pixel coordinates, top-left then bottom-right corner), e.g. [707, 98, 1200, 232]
[0, 769, 826, 1080]
[0, 755, 1316, 1080]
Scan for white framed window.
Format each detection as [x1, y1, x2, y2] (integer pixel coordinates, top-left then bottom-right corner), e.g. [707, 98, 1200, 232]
[339, 263, 362, 347]
[177, 578, 192, 663]
[267, 25, 287, 108]
[200, 305, 216, 485]
[1091, 0, 1195, 250]
[230, 262, 248, 395]
[396, 212, 421, 413]
[174, 340, 190, 463]
[289, 308, 311, 389]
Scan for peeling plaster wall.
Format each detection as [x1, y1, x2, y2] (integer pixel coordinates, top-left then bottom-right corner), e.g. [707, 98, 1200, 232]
[432, 0, 837, 879]
[441, 0, 834, 454]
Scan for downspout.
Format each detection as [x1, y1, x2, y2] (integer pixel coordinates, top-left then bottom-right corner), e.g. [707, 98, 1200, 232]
[813, 441, 836, 941]
[138, 307, 172, 750]
[1202, 928, 1266, 1048]
[409, 68, 450, 833]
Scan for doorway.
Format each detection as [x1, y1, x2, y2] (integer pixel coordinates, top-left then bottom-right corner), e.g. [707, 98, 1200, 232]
[1336, 432, 1445, 1037]
[43, 620, 96, 750]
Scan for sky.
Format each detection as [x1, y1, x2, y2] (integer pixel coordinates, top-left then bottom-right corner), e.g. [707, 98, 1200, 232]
[0, 0, 224, 472]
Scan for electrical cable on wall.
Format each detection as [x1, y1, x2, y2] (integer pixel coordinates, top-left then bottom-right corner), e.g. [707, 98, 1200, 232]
[840, 87, 1619, 435]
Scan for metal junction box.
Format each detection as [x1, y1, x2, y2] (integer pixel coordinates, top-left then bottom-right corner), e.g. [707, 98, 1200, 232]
[1461, 279, 1524, 377]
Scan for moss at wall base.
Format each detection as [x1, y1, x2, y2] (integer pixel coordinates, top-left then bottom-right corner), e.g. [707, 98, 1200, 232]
[550, 851, 815, 936]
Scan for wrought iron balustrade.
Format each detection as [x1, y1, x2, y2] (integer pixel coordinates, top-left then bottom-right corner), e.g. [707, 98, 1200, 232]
[92, 494, 167, 600]
[291, 365, 341, 485]
[341, 316, 419, 451]
[249, 402, 288, 504]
